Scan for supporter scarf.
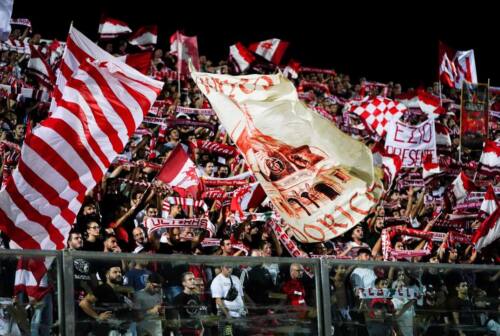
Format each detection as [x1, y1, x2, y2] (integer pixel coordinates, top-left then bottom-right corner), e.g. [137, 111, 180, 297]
[381, 225, 434, 261]
[357, 287, 423, 300]
[190, 140, 238, 157]
[310, 254, 353, 259]
[175, 105, 215, 116]
[113, 158, 162, 170]
[163, 197, 208, 212]
[198, 238, 249, 255]
[144, 217, 209, 234]
[299, 80, 330, 93]
[300, 67, 337, 76]
[200, 189, 229, 200]
[202, 172, 253, 187]
[10, 18, 32, 28]
[266, 218, 307, 258]
[116, 178, 151, 188]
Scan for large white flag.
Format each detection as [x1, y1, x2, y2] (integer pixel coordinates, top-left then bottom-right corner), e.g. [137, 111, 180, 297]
[191, 68, 383, 242]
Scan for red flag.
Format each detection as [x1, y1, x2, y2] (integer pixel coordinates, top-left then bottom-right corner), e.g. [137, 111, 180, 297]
[283, 59, 301, 79]
[371, 143, 402, 188]
[128, 25, 157, 50]
[117, 51, 152, 75]
[98, 17, 131, 39]
[479, 140, 500, 175]
[169, 31, 200, 75]
[479, 184, 498, 220]
[229, 42, 255, 73]
[156, 144, 201, 198]
[472, 205, 500, 251]
[248, 38, 288, 65]
[422, 153, 441, 182]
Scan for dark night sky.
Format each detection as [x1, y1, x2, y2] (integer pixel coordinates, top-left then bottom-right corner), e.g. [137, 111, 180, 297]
[11, 1, 499, 88]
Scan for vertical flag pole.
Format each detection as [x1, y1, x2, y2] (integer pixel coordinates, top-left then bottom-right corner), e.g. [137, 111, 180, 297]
[177, 31, 181, 98]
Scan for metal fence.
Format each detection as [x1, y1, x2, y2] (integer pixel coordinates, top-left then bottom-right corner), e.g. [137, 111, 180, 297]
[0, 249, 498, 336]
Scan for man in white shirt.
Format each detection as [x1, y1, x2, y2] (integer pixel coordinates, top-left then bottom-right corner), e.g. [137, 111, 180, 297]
[210, 264, 246, 335]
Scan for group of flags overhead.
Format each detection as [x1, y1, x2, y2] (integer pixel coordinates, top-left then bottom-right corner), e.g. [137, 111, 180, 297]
[229, 38, 289, 73]
[0, 5, 498, 255]
[439, 41, 478, 89]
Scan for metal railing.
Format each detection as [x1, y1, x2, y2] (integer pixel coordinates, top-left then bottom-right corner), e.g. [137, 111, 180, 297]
[0, 249, 498, 336]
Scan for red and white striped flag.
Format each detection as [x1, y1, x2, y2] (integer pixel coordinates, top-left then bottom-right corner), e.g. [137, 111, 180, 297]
[422, 153, 441, 181]
[453, 49, 477, 88]
[351, 97, 407, 137]
[248, 38, 288, 65]
[229, 42, 255, 73]
[98, 17, 131, 39]
[439, 42, 457, 88]
[156, 144, 201, 198]
[169, 31, 200, 75]
[27, 45, 56, 89]
[479, 140, 500, 175]
[14, 257, 51, 301]
[128, 25, 157, 50]
[439, 42, 477, 89]
[1, 26, 162, 290]
[472, 205, 500, 251]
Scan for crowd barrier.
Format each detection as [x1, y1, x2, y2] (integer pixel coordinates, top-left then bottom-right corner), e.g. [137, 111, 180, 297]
[0, 249, 498, 335]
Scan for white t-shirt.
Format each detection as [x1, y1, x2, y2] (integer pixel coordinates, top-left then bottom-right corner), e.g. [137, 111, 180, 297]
[210, 273, 245, 317]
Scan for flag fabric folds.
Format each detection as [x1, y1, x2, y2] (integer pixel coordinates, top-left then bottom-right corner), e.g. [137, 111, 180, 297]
[0, 0, 14, 41]
[191, 69, 383, 242]
[0, 26, 163, 251]
[128, 25, 157, 50]
[156, 144, 202, 198]
[27, 45, 56, 89]
[169, 31, 200, 75]
[98, 17, 132, 39]
[248, 38, 289, 65]
[229, 42, 255, 73]
[439, 42, 478, 89]
[351, 97, 407, 137]
[472, 206, 500, 251]
[479, 140, 500, 175]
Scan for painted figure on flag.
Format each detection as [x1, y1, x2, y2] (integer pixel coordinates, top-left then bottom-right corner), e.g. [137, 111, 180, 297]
[236, 103, 353, 218]
[191, 66, 383, 242]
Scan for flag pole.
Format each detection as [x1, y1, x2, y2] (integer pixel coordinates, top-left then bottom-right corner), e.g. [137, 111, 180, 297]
[177, 31, 181, 99]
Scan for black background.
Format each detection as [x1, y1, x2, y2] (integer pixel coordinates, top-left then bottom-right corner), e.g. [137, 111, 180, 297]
[12, 1, 499, 88]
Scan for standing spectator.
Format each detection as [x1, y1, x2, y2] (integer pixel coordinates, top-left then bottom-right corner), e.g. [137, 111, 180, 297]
[173, 271, 209, 335]
[446, 281, 477, 336]
[79, 264, 136, 336]
[210, 264, 246, 335]
[134, 273, 164, 336]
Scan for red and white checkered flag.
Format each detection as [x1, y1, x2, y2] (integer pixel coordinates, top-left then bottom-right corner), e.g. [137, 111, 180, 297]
[351, 97, 407, 137]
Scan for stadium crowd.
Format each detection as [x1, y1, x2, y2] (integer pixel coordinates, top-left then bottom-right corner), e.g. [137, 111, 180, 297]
[0, 21, 499, 336]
